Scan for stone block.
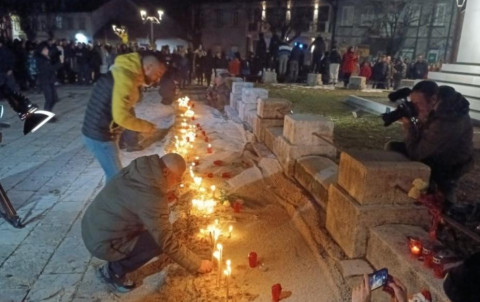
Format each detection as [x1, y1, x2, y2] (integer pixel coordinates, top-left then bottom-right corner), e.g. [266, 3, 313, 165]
[257, 98, 292, 119]
[347, 76, 366, 90]
[253, 115, 285, 142]
[237, 101, 257, 121]
[294, 156, 338, 209]
[283, 114, 334, 146]
[262, 71, 278, 84]
[230, 92, 242, 110]
[367, 225, 450, 302]
[241, 88, 269, 104]
[232, 82, 254, 94]
[307, 73, 322, 86]
[244, 109, 257, 128]
[225, 77, 243, 91]
[264, 126, 283, 152]
[325, 184, 430, 258]
[340, 259, 374, 278]
[337, 150, 431, 205]
[273, 135, 337, 161]
[399, 79, 416, 88]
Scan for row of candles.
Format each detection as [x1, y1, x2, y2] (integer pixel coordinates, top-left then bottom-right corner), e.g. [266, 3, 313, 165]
[176, 96, 234, 299]
[408, 236, 458, 278]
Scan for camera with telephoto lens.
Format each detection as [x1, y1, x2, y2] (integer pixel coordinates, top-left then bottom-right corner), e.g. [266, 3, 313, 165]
[382, 87, 418, 127]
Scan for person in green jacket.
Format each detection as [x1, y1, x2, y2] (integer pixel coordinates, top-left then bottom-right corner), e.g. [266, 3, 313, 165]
[81, 153, 213, 293]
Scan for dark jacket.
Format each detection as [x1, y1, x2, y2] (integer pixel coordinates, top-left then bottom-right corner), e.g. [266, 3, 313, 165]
[81, 155, 201, 273]
[36, 54, 60, 86]
[412, 60, 428, 79]
[329, 49, 342, 64]
[405, 86, 474, 182]
[81, 72, 118, 141]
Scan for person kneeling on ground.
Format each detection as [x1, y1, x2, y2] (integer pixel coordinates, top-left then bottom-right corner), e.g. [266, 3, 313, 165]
[386, 80, 474, 205]
[205, 73, 229, 112]
[81, 153, 213, 293]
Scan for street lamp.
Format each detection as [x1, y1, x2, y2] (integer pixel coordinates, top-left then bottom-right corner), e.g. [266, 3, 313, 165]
[140, 9, 164, 48]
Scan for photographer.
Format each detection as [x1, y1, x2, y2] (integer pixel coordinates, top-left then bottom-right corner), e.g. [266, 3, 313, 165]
[386, 80, 473, 204]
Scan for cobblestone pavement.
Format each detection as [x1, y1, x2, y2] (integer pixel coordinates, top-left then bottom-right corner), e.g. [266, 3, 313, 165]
[0, 85, 174, 302]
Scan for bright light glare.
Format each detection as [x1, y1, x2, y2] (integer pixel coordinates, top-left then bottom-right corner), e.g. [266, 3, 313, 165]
[75, 33, 88, 44]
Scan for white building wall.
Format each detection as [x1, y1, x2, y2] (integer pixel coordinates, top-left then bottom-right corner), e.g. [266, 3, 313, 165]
[457, 0, 480, 64]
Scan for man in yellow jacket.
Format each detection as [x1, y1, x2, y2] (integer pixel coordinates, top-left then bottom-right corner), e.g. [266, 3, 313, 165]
[82, 52, 166, 181]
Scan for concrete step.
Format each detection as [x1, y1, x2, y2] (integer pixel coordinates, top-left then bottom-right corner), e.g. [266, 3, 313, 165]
[294, 156, 338, 210]
[441, 63, 480, 75]
[367, 224, 450, 302]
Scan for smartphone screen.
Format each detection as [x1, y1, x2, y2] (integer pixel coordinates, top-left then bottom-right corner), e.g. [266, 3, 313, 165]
[369, 268, 388, 290]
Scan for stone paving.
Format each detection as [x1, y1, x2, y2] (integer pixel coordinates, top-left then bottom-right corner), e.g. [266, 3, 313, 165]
[0, 86, 174, 302]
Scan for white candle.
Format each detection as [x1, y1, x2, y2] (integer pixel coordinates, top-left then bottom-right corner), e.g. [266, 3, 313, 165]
[210, 185, 216, 198]
[228, 225, 233, 238]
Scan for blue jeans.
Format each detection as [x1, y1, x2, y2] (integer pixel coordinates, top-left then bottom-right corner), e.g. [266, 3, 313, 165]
[83, 135, 122, 182]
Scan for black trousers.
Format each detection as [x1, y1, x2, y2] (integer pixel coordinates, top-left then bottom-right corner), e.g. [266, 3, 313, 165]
[110, 231, 162, 278]
[42, 83, 58, 112]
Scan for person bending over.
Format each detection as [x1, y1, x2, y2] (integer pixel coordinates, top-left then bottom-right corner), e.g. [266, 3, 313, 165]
[81, 153, 213, 293]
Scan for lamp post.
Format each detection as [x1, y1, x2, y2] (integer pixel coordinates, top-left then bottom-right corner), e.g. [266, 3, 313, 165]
[140, 9, 164, 48]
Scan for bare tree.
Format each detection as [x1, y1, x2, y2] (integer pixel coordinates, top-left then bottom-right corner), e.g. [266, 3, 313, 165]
[362, 0, 432, 55]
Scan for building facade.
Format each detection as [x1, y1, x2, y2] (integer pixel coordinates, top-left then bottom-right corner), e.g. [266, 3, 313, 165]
[194, 0, 461, 63]
[194, 0, 333, 57]
[335, 0, 461, 63]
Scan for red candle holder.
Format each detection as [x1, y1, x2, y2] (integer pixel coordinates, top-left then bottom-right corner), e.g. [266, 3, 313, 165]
[271, 284, 282, 302]
[408, 237, 422, 257]
[213, 160, 223, 166]
[248, 252, 258, 268]
[207, 144, 213, 153]
[186, 137, 190, 142]
[233, 201, 242, 213]
[194, 160, 200, 166]
[207, 172, 214, 178]
[205, 137, 209, 143]
[422, 243, 434, 268]
[202, 130, 206, 136]
[192, 116, 195, 121]
[221, 172, 231, 178]
[196, 123, 200, 127]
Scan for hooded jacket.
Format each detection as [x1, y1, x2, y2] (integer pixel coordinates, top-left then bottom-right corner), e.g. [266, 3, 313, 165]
[405, 86, 474, 180]
[81, 155, 201, 273]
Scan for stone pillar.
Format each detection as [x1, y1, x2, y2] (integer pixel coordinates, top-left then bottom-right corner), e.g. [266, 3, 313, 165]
[238, 88, 268, 122]
[262, 70, 278, 84]
[229, 82, 254, 112]
[253, 98, 292, 142]
[347, 76, 366, 90]
[457, 0, 480, 64]
[325, 150, 431, 258]
[307, 73, 322, 86]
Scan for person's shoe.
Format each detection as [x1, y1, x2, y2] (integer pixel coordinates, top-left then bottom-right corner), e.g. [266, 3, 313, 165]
[96, 263, 136, 293]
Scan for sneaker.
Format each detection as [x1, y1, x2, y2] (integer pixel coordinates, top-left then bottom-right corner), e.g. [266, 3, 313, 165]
[96, 263, 136, 293]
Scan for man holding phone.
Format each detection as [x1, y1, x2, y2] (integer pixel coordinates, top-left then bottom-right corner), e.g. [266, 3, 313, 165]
[351, 273, 408, 302]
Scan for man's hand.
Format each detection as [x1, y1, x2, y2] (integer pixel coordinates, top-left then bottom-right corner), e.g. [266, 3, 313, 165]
[197, 260, 213, 274]
[387, 277, 408, 302]
[352, 274, 371, 302]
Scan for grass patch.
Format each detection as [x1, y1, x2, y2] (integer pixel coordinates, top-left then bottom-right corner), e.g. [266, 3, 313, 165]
[261, 85, 404, 151]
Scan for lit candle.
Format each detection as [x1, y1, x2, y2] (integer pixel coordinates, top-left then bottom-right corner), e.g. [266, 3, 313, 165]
[409, 237, 422, 257]
[194, 156, 200, 166]
[211, 185, 216, 198]
[207, 143, 213, 153]
[194, 176, 202, 188]
[216, 243, 223, 285]
[224, 260, 232, 300]
[228, 225, 233, 238]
